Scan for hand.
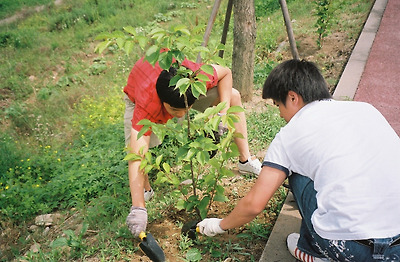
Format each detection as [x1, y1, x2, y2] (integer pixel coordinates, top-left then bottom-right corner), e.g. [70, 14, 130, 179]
[197, 218, 226, 237]
[218, 121, 228, 136]
[126, 206, 147, 237]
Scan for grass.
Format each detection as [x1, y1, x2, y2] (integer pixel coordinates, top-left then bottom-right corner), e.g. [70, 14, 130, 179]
[0, 0, 374, 260]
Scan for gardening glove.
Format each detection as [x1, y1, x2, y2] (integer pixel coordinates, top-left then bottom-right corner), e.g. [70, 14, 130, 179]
[126, 206, 147, 237]
[197, 218, 226, 237]
[217, 112, 228, 137]
[218, 121, 228, 136]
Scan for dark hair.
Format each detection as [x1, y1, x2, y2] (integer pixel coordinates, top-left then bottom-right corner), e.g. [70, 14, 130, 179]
[262, 59, 331, 105]
[156, 67, 197, 108]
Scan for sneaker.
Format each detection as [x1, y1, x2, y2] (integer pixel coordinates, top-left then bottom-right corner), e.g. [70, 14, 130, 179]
[238, 157, 262, 175]
[287, 233, 330, 262]
[144, 188, 154, 202]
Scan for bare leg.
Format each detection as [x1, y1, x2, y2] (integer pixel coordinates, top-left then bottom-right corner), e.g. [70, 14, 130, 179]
[230, 89, 251, 162]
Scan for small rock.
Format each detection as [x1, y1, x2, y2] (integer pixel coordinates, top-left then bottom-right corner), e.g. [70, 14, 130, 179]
[35, 214, 53, 226]
[180, 179, 192, 185]
[29, 225, 39, 232]
[30, 243, 41, 253]
[43, 226, 50, 236]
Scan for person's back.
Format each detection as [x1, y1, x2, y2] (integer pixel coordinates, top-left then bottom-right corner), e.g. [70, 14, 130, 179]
[271, 99, 400, 240]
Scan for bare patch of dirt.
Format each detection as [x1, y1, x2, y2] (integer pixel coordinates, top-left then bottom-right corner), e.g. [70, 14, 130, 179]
[0, 0, 64, 26]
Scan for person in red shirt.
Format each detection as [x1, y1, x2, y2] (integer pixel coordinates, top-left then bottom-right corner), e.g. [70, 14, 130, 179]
[124, 56, 261, 237]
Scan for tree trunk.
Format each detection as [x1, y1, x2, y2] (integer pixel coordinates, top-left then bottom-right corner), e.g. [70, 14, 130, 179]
[232, 0, 256, 102]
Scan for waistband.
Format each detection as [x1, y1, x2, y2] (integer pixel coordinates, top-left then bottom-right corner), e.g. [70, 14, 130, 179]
[355, 237, 400, 248]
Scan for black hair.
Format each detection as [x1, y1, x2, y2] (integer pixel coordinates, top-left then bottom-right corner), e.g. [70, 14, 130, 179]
[156, 67, 197, 108]
[262, 59, 331, 106]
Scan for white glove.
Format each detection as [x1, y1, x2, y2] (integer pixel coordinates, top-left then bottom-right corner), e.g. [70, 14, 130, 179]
[218, 121, 228, 136]
[197, 218, 226, 237]
[126, 206, 147, 237]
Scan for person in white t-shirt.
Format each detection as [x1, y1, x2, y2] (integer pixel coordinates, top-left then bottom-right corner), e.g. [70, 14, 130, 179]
[196, 59, 400, 262]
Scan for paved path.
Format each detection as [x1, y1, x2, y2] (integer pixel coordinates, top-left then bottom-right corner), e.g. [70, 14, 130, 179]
[260, 0, 399, 260]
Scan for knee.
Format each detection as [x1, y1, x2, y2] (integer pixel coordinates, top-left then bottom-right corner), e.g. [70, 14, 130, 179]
[230, 88, 242, 106]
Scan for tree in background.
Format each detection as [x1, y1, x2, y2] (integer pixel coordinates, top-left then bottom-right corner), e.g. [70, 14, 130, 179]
[232, 0, 256, 101]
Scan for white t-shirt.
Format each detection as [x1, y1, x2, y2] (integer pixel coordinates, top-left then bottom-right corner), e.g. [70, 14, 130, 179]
[263, 100, 400, 240]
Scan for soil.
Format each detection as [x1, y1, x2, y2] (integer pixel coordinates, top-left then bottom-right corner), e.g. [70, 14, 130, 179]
[0, 3, 365, 261]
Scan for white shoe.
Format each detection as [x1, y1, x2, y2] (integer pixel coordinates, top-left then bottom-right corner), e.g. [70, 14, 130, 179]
[238, 157, 262, 175]
[144, 188, 154, 202]
[287, 233, 330, 262]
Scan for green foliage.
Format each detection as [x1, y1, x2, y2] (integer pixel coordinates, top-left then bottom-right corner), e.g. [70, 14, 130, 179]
[314, 0, 333, 48]
[254, 60, 277, 87]
[0, 134, 21, 177]
[126, 104, 242, 219]
[96, 21, 235, 220]
[255, 0, 295, 18]
[51, 223, 89, 258]
[0, 28, 37, 48]
[0, 0, 54, 20]
[247, 106, 286, 153]
[0, 93, 127, 223]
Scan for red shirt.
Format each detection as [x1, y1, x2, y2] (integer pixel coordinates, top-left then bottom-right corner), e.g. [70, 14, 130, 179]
[124, 57, 218, 135]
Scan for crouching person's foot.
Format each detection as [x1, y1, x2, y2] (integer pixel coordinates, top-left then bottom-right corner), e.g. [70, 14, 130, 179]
[144, 188, 154, 202]
[287, 233, 330, 262]
[238, 156, 261, 176]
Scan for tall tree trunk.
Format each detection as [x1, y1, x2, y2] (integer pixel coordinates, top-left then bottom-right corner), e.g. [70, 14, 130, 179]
[232, 0, 256, 102]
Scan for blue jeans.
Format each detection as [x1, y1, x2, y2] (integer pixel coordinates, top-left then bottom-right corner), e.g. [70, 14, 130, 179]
[289, 173, 400, 261]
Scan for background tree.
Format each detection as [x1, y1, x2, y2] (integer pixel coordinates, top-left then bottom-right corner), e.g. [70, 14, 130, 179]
[232, 0, 256, 102]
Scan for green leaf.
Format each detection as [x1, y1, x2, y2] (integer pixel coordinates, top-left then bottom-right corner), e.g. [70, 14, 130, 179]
[145, 45, 160, 65]
[155, 155, 163, 166]
[198, 196, 210, 210]
[137, 126, 150, 139]
[200, 64, 214, 75]
[116, 38, 125, 50]
[94, 32, 112, 40]
[196, 151, 207, 165]
[51, 237, 68, 248]
[194, 46, 210, 53]
[169, 74, 181, 87]
[177, 145, 189, 159]
[123, 26, 137, 36]
[111, 30, 125, 38]
[137, 36, 148, 50]
[176, 78, 190, 94]
[94, 40, 112, 54]
[196, 73, 211, 82]
[162, 162, 171, 173]
[213, 193, 228, 202]
[124, 40, 134, 56]
[227, 105, 244, 114]
[123, 153, 142, 161]
[172, 49, 185, 62]
[176, 199, 186, 210]
[215, 101, 227, 112]
[186, 248, 202, 261]
[159, 52, 173, 70]
[185, 148, 196, 160]
[193, 81, 207, 97]
[149, 27, 166, 36]
[210, 56, 226, 66]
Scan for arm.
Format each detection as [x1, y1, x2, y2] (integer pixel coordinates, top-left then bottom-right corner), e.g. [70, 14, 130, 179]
[220, 166, 287, 230]
[198, 166, 287, 235]
[212, 64, 232, 114]
[128, 127, 151, 208]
